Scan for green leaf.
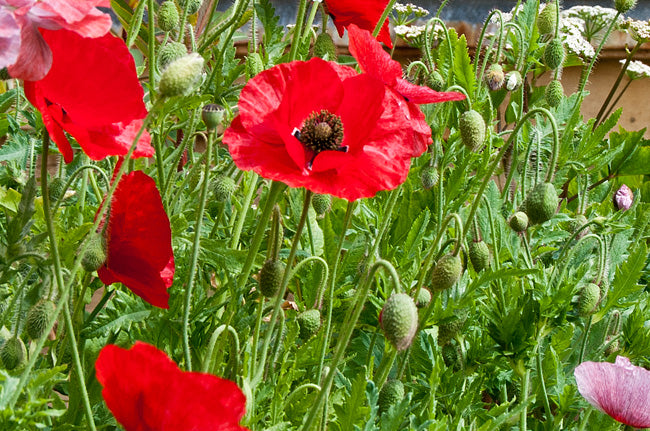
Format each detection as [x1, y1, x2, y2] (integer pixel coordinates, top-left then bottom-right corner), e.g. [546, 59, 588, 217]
[81, 290, 151, 339]
[598, 242, 647, 317]
[255, 0, 287, 65]
[0, 139, 29, 164]
[453, 34, 475, 99]
[0, 89, 16, 114]
[403, 208, 430, 260]
[199, 238, 249, 273]
[333, 372, 370, 431]
[126, 0, 147, 48]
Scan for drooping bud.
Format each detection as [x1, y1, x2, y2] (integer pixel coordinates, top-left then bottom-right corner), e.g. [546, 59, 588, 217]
[81, 234, 107, 273]
[505, 70, 523, 91]
[614, 0, 637, 14]
[415, 288, 431, 308]
[158, 41, 187, 71]
[1, 337, 26, 370]
[379, 293, 418, 351]
[245, 52, 264, 79]
[157, 1, 179, 32]
[202, 104, 224, 131]
[259, 259, 284, 297]
[545, 80, 564, 107]
[577, 283, 600, 317]
[378, 380, 405, 412]
[26, 299, 56, 340]
[420, 166, 439, 190]
[613, 184, 633, 211]
[469, 240, 490, 272]
[437, 310, 468, 345]
[158, 53, 204, 97]
[213, 175, 236, 202]
[297, 309, 321, 339]
[509, 211, 529, 232]
[537, 2, 558, 35]
[544, 39, 565, 70]
[522, 182, 558, 225]
[178, 0, 203, 15]
[312, 193, 332, 215]
[313, 32, 337, 61]
[485, 64, 505, 90]
[48, 177, 67, 203]
[459, 110, 486, 151]
[431, 254, 462, 292]
[427, 70, 445, 92]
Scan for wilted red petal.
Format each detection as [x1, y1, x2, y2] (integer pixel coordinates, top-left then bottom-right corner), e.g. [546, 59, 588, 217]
[574, 356, 650, 428]
[96, 342, 248, 431]
[97, 171, 174, 309]
[324, 0, 393, 48]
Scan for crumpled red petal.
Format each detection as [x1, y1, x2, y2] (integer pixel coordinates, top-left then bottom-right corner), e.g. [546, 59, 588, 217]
[97, 171, 174, 309]
[574, 356, 650, 428]
[96, 342, 249, 431]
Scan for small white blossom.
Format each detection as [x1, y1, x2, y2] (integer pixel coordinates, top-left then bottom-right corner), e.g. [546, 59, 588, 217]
[561, 17, 595, 59]
[623, 18, 650, 41]
[394, 24, 428, 39]
[622, 59, 650, 79]
[394, 3, 429, 16]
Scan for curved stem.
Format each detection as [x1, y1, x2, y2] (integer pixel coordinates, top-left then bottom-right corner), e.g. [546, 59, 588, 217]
[182, 130, 214, 369]
[202, 324, 240, 374]
[288, 256, 329, 308]
[595, 43, 640, 126]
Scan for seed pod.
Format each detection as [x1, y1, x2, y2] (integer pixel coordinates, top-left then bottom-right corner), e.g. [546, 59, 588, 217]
[545, 80, 563, 107]
[259, 259, 284, 297]
[544, 39, 565, 70]
[157, 1, 179, 32]
[420, 166, 439, 190]
[537, 2, 558, 35]
[522, 182, 558, 225]
[431, 254, 462, 292]
[378, 380, 405, 412]
[202, 104, 224, 131]
[577, 283, 600, 317]
[379, 293, 418, 351]
[509, 211, 529, 232]
[469, 240, 490, 272]
[313, 32, 337, 61]
[213, 175, 236, 202]
[312, 194, 332, 215]
[297, 309, 321, 339]
[1, 337, 26, 371]
[459, 110, 486, 151]
[158, 53, 204, 98]
[26, 299, 56, 340]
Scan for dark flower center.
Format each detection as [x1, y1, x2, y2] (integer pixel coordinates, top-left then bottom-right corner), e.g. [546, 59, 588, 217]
[298, 110, 344, 153]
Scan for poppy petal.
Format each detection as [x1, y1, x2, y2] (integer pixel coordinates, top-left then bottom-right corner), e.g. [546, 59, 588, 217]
[0, 10, 21, 70]
[7, 20, 52, 81]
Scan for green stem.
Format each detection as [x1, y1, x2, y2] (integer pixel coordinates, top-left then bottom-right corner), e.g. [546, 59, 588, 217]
[601, 79, 632, 122]
[520, 368, 530, 431]
[595, 43, 640, 125]
[579, 315, 593, 364]
[372, 0, 397, 40]
[148, 0, 156, 100]
[202, 325, 240, 375]
[374, 349, 398, 388]
[230, 172, 259, 249]
[368, 188, 400, 260]
[182, 129, 214, 370]
[536, 339, 553, 426]
[288, 0, 309, 61]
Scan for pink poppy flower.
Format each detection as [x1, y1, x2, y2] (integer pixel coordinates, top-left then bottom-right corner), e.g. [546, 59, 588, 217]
[614, 184, 634, 211]
[0, 0, 111, 81]
[574, 356, 650, 428]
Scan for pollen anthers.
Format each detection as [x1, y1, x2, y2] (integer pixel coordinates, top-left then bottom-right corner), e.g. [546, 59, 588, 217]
[298, 110, 344, 154]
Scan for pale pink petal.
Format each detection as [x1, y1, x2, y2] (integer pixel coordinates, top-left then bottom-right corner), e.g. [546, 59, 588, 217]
[26, 0, 111, 37]
[0, 9, 21, 70]
[575, 356, 650, 428]
[7, 20, 52, 81]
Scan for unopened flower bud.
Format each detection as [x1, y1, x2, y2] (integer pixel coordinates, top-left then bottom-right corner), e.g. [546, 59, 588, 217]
[158, 42, 187, 71]
[485, 63, 505, 90]
[178, 0, 203, 15]
[157, 1, 179, 32]
[312, 193, 332, 215]
[427, 70, 445, 91]
[245, 52, 264, 79]
[459, 110, 486, 151]
[379, 293, 418, 351]
[544, 39, 565, 70]
[313, 32, 337, 61]
[613, 184, 633, 210]
[505, 70, 522, 91]
[537, 2, 558, 35]
[614, 0, 637, 14]
[159, 53, 204, 97]
[81, 234, 107, 273]
[545, 80, 563, 107]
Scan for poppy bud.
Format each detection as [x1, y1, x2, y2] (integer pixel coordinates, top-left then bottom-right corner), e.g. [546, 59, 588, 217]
[313, 32, 337, 61]
[505, 70, 523, 91]
[1, 337, 26, 371]
[312, 193, 332, 215]
[259, 259, 284, 297]
[48, 178, 67, 203]
[545, 80, 564, 107]
[159, 53, 204, 98]
[442, 342, 461, 369]
[544, 39, 565, 70]
[577, 283, 600, 317]
[509, 211, 529, 232]
[178, 0, 202, 14]
[202, 104, 224, 131]
[378, 380, 405, 412]
[613, 184, 633, 211]
[459, 110, 486, 151]
[469, 240, 490, 272]
[604, 335, 620, 356]
[427, 70, 445, 92]
[415, 287, 431, 308]
[485, 64, 505, 90]
[522, 182, 558, 225]
[158, 41, 187, 71]
[26, 299, 56, 340]
[82, 234, 107, 273]
[213, 175, 236, 202]
[245, 52, 264, 79]
[420, 166, 439, 190]
[380, 293, 418, 351]
[297, 309, 321, 339]
[614, 0, 637, 13]
[431, 254, 462, 292]
[437, 310, 468, 345]
[537, 2, 558, 35]
[157, 1, 179, 32]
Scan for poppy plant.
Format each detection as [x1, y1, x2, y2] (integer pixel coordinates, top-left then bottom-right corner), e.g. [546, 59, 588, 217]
[24, 28, 153, 163]
[96, 342, 249, 431]
[0, 0, 111, 81]
[224, 57, 423, 201]
[323, 0, 393, 48]
[348, 24, 466, 152]
[97, 170, 175, 309]
[574, 356, 650, 428]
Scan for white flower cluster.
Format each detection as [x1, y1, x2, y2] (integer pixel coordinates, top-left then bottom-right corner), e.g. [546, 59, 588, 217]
[623, 18, 650, 41]
[564, 5, 623, 26]
[488, 10, 513, 24]
[622, 59, 650, 79]
[561, 17, 595, 59]
[394, 3, 429, 17]
[395, 22, 443, 41]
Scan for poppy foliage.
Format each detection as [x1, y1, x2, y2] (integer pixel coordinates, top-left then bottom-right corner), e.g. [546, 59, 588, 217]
[0, 0, 111, 81]
[574, 356, 650, 428]
[323, 0, 393, 48]
[97, 170, 174, 309]
[96, 342, 249, 431]
[24, 29, 153, 163]
[224, 57, 427, 201]
[348, 24, 465, 151]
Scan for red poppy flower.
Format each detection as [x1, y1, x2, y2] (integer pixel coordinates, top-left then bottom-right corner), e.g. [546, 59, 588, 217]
[224, 57, 422, 201]
[574, 356, 650, 428]
[323, 0, 393, 48]
[24, 28, 153, 164]
[0, 0, 111, 81]
[97, 170, 174, 309]
[348, 24, 465, 152]
[96, 342, 249, 431]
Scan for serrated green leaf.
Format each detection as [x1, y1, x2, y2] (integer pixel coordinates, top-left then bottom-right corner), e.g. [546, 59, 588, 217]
[598, 242, 647, 317]
[0, 139, 29, 164]
[81, 290, 151, 338]
[453, 34, 475, 99]
[334, 372, 369, 431]
[403, 208, 430, 260]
